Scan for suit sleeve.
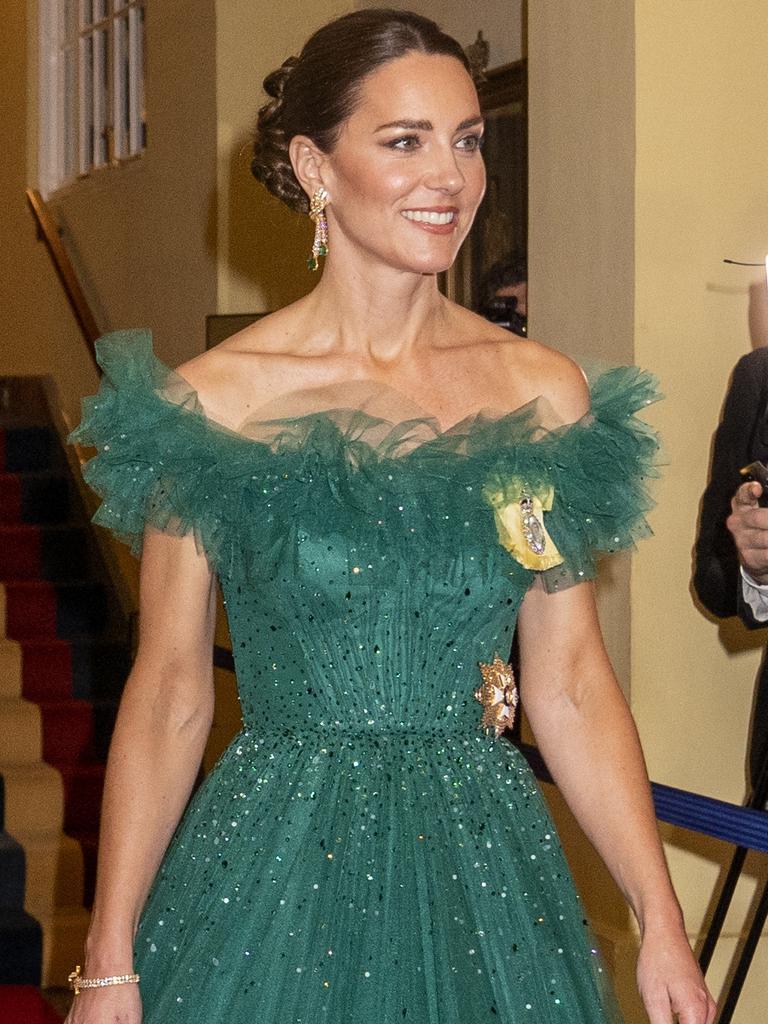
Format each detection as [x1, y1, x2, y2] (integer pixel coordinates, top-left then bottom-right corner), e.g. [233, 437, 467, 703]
[693, 353, 765, 620]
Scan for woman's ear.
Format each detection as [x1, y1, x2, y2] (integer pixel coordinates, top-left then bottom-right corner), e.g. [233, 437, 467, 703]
[289, 135, 329, 205]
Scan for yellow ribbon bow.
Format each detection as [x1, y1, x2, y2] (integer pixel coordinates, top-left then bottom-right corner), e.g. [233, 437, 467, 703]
[482, 477, 564, 571]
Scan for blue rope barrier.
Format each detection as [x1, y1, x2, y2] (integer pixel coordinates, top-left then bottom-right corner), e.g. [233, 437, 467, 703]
[651, 782, 768, 853]
[212, 646, 768, 854]
[517, 742, 768, 854]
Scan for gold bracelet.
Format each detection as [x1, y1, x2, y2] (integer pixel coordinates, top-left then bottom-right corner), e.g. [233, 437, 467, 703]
[68, 964, 140, 996]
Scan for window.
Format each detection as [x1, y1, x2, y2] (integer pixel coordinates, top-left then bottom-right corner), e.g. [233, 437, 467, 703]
[39, 0, 146, 194]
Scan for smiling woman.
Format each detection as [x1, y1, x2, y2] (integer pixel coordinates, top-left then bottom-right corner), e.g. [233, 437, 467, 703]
[65, 9, 715, 1024]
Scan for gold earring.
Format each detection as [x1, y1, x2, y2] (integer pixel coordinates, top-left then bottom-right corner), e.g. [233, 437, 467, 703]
[307, 186, 329, 271]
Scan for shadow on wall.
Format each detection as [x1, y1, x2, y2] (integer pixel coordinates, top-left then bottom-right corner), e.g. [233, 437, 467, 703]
[222, 134, 322, 312]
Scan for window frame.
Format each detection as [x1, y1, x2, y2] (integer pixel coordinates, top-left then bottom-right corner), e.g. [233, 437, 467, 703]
[38, 0, 146, 196]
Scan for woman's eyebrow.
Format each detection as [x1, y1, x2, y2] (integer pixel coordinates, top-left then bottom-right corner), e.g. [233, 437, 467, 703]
[374, 116, 485, 133]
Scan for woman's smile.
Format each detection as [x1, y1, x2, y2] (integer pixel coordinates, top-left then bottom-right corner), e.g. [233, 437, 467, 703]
[400, 207, 458, 232]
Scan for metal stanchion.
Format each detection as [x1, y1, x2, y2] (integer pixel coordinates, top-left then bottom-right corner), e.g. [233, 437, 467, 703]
[698, 751, 768, 1021]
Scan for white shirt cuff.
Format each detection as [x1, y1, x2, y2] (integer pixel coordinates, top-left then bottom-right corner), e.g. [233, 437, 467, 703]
[740, 565, 768, 621]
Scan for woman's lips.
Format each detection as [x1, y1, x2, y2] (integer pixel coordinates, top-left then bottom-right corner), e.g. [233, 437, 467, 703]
[400, 208, 459, 234]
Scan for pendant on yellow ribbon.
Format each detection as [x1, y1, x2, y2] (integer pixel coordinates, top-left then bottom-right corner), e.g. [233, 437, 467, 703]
[482, 477, 565, 571]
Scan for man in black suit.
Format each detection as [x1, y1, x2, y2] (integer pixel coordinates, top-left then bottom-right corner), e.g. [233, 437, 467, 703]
[694, 348, 768, 793]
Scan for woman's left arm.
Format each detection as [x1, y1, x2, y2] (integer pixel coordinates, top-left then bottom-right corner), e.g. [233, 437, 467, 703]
[517, 578, 716, 1024]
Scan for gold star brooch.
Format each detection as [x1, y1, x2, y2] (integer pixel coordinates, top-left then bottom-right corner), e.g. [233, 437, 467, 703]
[474, 654, 519, 738]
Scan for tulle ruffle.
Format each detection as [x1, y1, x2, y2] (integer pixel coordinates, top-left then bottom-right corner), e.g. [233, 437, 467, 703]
[68, 329, 661, 589]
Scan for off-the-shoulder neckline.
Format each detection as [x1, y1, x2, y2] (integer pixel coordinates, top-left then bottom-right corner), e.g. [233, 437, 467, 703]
[97, 329, 606, 454]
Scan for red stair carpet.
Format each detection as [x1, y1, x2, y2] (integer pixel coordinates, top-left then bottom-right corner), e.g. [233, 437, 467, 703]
[0, 396, 131, 989]
[0, 985, 63, 1023]
[0, 427, 112, 906]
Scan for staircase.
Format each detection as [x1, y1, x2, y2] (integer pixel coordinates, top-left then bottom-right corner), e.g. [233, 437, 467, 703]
[0, 378, 131, 989]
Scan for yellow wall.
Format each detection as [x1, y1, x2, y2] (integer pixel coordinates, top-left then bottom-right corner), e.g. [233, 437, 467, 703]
[215, 0, 353, 315]
[0, 0, 89, 426]
[0, 1, 218, 427]
[530, 2, 768, 1017]
[356, 0, 524, 67]
[634, 0, 768, 1010]
[528, 1, 635, 694]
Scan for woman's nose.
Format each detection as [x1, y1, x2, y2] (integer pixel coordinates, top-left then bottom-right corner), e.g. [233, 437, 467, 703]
[423, 146, 465, 194]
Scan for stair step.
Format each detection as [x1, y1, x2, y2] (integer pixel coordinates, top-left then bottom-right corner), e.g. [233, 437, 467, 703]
[9, 832, 84, 919]
[0, 831, 26, 908]
[0, 907, 43, 984]
[39, 906, 91, 988]
[0, 472, 21, 523]
[17, 638, 131, 703]
[0, 472, 70, 525]
[0, 986, 63, 1024]
[0, 526, 90, 582]
[67, 831, 98, 909]
[37, 700, 95, 766]
[0, 639, 22, 698]
[58, 765, 105, 834]
[0, 428, 56, 474]
[4, 582, 107, 641]
[20, 641, 72, 703]
[0, 763, 63, 836]
[71, 640, 131, 701]
[3, 582, 57, 639]
[0, 698, 42, 763]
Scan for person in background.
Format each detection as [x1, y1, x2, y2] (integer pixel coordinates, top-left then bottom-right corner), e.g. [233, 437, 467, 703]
[479, 252, 527, 337]
[693, 347, 768, 795]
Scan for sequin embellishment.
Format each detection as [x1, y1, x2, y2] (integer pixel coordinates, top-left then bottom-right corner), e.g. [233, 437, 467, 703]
[474, 654, 519, 737]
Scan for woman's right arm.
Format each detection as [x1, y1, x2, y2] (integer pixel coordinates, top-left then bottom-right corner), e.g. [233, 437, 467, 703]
[66, 524, 218, 1022]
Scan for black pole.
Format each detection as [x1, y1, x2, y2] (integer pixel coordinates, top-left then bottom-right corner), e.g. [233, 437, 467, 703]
[699, 846, 750, 973]
[699, 751, 768, 974]
[716, 879, 768, 1024]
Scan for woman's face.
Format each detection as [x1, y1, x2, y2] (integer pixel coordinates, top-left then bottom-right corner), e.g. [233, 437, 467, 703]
[320, 52, 486, 277]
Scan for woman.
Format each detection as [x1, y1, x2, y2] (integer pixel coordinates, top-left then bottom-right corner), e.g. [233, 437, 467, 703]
[65, 10, 715, 1024]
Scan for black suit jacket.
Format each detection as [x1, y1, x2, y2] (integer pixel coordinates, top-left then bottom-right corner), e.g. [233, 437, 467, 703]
[693, 348, 768, 787]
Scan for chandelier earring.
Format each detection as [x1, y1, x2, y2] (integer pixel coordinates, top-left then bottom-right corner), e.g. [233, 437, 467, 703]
[307, 186, 329, 271]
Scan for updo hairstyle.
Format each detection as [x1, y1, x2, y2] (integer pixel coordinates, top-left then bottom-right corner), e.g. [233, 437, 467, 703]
[251, 8, 472, 215]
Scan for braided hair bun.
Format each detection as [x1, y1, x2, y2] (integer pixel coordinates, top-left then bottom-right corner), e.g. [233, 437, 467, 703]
[251, 9, 471, 215]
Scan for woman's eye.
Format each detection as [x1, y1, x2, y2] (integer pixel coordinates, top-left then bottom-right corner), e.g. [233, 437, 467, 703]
[386, 135, 421, 151]
[456, 133, 484, 152]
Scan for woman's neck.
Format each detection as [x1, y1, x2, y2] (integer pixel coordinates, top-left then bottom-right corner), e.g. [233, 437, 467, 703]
[300, 253, 453, 367]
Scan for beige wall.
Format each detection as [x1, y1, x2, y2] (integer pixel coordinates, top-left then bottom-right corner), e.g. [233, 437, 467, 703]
[0, 0, 88, 427]
[633, 0, 768, 1011]
[527, 2, 635, 694]
[1, 1, 218, 427]
[356, 0, 525, 67]
[215, 0, 353, 315]
[530, 1, 768, 1018]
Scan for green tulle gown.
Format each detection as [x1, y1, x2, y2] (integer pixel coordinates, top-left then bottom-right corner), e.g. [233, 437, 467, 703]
[68, 330, 660, 1024]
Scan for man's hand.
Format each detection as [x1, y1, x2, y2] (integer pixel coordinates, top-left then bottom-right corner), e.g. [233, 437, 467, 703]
[727, 480, 768, 584]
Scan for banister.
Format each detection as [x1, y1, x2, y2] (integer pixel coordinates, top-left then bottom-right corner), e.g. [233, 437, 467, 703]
[25, 187, 101, 371]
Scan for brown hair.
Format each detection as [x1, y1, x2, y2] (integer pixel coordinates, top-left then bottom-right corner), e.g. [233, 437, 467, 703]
[251, 8, 472, 214]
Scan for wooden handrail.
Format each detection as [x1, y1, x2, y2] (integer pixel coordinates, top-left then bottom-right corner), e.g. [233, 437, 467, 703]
[25, 187, 101, 372]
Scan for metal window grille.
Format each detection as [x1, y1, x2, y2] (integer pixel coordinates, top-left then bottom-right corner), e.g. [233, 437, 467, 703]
[39, 0, 146, 194]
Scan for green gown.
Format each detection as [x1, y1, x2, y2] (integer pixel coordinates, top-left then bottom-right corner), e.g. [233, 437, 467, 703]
[69, 329, 660, 1023]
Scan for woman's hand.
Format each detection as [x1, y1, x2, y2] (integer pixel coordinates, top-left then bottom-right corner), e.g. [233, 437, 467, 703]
[636, 923, 716, 1024]
[64, 984, 142, 1024]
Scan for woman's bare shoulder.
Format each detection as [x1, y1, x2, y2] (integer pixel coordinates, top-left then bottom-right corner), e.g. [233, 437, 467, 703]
[173, 308, 307, 429]
[487, 335, 589, 423]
